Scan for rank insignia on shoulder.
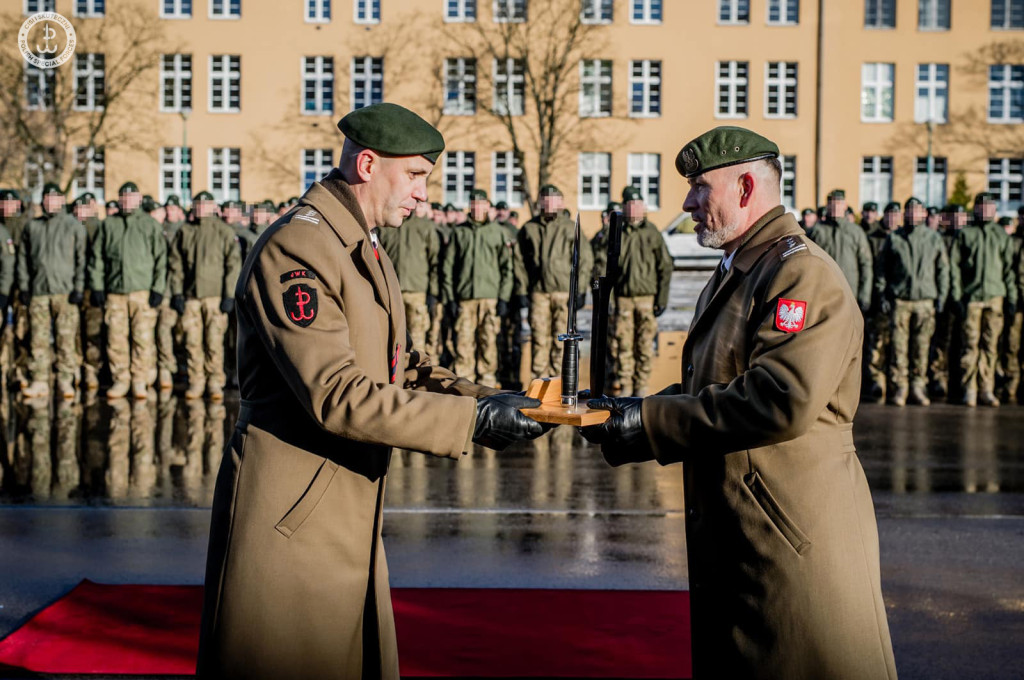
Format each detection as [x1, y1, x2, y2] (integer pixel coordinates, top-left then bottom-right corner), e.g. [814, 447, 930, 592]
[280, 269, 317, 283]
[283, 283, 318, 327]
[292, 208, 320, 225]
[780, 237, 807, 259]
[775, 298, 807, 333]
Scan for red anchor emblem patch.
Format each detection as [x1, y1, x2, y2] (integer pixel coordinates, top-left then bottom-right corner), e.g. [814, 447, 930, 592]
[284, 283, 318, 327]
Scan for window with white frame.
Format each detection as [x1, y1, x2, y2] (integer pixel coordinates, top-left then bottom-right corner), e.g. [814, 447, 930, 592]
[74, 0, 105, 17]
[209, 147, 241, 203]
[354, 0, 380, 23]
[24, 64, 54, 111]
[25, 0, 55, 13]
[209, 55, 241, 112]
[780, 155, 796, 210]
[160, 147, 192, 204]
[579, 59, 612, 117]
[444, 58, 476, 115]
[719, 0, 749, 24]
[302, 56, 334, 114]
[765, 61, 797, 118]
[865, 0, 895, 27]
[989, 64, 1024, 122]
[72, 147, 105, 201]
[492, 152, 525, 207]
[444, 152, 475, 207]
[992, 0, 1024, 29]
[446, 0, 476, 21]
[494, 0, 527, 22]
[915, 63, 948, 123]
[630, 0, 662, 23]
[988, 158, 1024, 212]
[161, 0, 191, 18]
[306, 0, 330, 22]
[24, 155, 54, 203]
[861, 62, 894, 122]
[161, 54, 192, 112]
[578, 152, 611, 210]
[767, 0, 798, 24]
[629, 60, 661, 117]
[301, 149, 333, 192]
[582, 0, 612, 23]
[715, 61, 748, 118]
[493, 58, 524, 116]
[627, 153, 660, 210]
[918, 0, 949, 29]
[860, 156, 893, 206]
[351, 56, 383, 110]
[913, 156, 947, 206]
[210, 0, 240, 18]
[73, 53, 105, 111]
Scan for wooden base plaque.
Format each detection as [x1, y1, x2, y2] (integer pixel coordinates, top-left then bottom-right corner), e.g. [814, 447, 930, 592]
[519, 377, 611, 426]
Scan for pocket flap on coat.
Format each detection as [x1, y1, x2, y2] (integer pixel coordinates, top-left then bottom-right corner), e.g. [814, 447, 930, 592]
[744, 471, 812, 555]
[275, 459, 340, 538]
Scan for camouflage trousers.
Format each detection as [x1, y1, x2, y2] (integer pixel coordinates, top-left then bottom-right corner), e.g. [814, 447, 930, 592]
[929, 301, 958, 394]
[889, 299, 935, 391]
[182, 297, 228, 391]
[1001, 307, 1023, 400]
[403, 292, 430, 355]
[105, 290, 157, 387]
[529, 291, 570, 379]
[5, 296, 31, 386]
[454, 298, 499, 387]
[864, 310, 890, 394]
[960, 297, 1004, 394]
[28, 295, 81, 386]
[156, 296, 179, 378]
[82, 292, 104, 386]
[614, 295, 658, 396]
[428, 296, 454, 368]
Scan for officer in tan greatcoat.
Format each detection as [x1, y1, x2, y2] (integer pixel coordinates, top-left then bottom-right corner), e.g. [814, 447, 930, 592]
[582, 126, 897, 680]
[197, 103, 549, 680]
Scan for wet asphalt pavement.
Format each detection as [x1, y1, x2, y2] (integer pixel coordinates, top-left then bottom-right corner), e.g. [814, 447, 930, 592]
[0, 271, 1022, 679]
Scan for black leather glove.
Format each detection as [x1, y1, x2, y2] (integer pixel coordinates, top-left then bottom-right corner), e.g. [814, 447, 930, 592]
[653, 305, 666, 317]
[426, 294, 438, 309]
[472, 393, 550, 451]
[496, 300, 509, 318]
[19, 291, 30, 306]
[90, 290, 105, 308]
[579, 397, 653, 466]
[171, 294, 185, 314]
[220, 297, 235, 314]
[446, 301, 459, 319]
[517, 294, 529, 309]
[68, 290, 84, 305]
[148, 291, 163, 308]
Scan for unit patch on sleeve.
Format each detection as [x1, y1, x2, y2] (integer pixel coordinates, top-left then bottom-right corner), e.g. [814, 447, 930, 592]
[775, 298, 807, 333]
[280, 269, 318, 283]
[283, 283, 318, 327]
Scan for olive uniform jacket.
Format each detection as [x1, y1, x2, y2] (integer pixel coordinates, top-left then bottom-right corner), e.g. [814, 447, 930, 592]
[197, 170, 496, 679]
[637, 207, 897, 679]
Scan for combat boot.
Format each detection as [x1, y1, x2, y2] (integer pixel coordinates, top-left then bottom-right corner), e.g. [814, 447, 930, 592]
[158, 369, 174, 390]
[107, 381, 130, 400]
[184, 384, 204, 400]
[22, 381, 49, 399]
[930, 380, 947, 400]
[887, 386, 907, 407]
[978, 391, 1000, 407]
[132, 381, 148, 400]
[866, 382, 885, 404]
[962, 389, 977, 407]
[56, 379, 75, 400]
[207, 381, 224, 402]
[908, 385, 931, 406]
[83, 366, 100, 392]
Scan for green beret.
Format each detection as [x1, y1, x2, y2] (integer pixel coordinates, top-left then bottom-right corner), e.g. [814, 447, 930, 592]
[622, 186, 643, 202]
[904, 197, 924, 210]
[141, 197, 159, 212]
[119, 182, 140, 194]
[193, 191, 215, 203]
[675, 126, 779, 178]
[81, 192, 95, 202]
[469, 188, 489, 202]
[884, 202, 901, 213]
[431, 202, 443, 210]
[0, 189, 18, 201]
[927, 206, 939, 216]
[509, 210, 519, 218]
[287, 196, 300, 205]
[801, 208, 815, 217]
[105, 200, 118, 209]
[605, 201, 623, 213]
[337, 102, 445, 164]
[41, 182, 63, 197]
[862, 201, 878, 212]
[539, 184, 562, 197]
[974, 192, 994, 204]
[443, 203, 457, 211]
[949, 204, 966, 213]
[827, 188, 846, 200]
[276, 201, 287, 211]
[259, 200, 276, 211]
[998, 216, 1013, 226]
[494, 201, 509, 210]
[164, 195, 181, 207]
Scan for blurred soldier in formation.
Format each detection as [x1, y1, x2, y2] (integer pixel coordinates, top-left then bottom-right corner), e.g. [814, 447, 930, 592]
[863, 202, 901, 402]
[16, 183, 87, 399]
[873, 198, 949, 406]
[609, 187, 672, 397]
[798, 208, 817, 233]
[377, 199, 439, 353]
[929, 203, 968, 398]
[168, 191, 240, 401]
[73, 194, 105, 390]
[591, 200, 623, 394]
[495, 199, 527, 390]
[1, 189, 30, 387]
[518, 184, 592, 379]
[88, 182, 167, 400]
[807, 189, 873, 313]
[441, 189, 512, 387]
[998, 208, 1024, 403]
[860, 202, 880, 233]
[926, 207, 941, 231]
[949, 193, 1017, 407]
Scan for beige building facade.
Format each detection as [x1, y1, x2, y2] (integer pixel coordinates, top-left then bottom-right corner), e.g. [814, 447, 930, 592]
[6, 0, 1024, 233]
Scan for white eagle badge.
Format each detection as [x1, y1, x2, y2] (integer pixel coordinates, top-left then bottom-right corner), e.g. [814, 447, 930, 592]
[775, 298, 807, 333]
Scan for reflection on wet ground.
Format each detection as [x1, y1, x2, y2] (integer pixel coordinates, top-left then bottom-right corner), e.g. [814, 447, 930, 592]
[0, 393, 1021, 511]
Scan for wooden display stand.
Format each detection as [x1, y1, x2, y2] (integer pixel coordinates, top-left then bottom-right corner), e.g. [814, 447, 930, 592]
[519, 377, 611, 426]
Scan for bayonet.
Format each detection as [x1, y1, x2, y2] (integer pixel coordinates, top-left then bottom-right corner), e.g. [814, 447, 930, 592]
[558, 214, 583, 408]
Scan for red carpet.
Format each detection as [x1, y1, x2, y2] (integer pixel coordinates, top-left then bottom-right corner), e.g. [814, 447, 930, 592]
[0, 581, 691, 678]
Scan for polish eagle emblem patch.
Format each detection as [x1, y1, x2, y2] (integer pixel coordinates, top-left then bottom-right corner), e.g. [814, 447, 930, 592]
[775, 298, 807, 333]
